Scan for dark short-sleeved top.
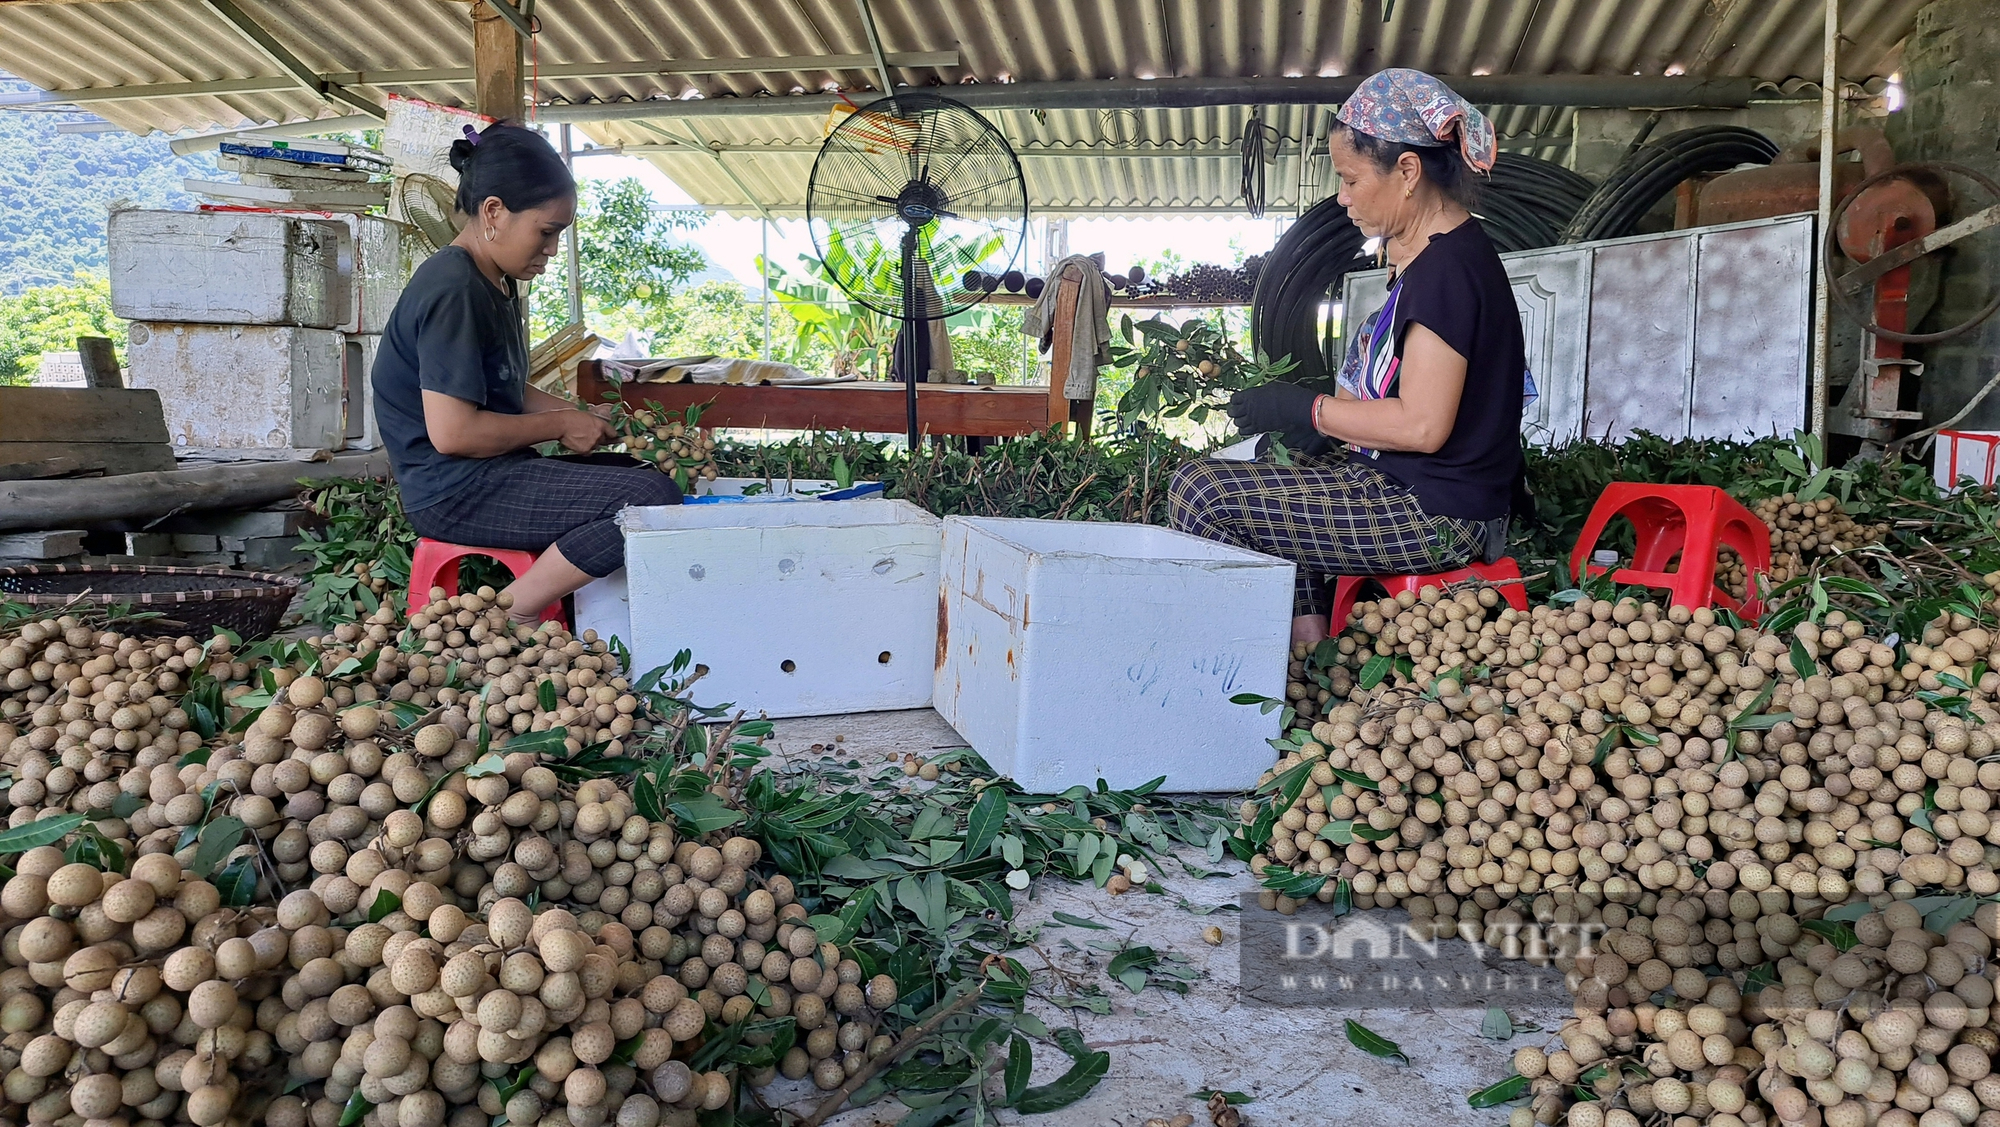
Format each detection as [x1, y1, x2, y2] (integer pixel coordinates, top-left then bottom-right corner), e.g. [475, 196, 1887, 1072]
[1371, 221, 1525, 522]
[372, 246, 529, 512]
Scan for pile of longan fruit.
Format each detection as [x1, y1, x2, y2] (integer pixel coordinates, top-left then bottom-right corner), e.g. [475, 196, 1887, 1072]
[0, 609, 905, 1127]
[1717, 495, 1892, 602]
[1246, 580, 2000, 1126]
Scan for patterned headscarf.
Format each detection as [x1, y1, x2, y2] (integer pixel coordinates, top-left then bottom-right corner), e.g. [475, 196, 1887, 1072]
[1335, 68, 1497, 173]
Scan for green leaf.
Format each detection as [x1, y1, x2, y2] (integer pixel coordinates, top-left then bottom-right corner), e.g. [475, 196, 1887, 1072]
[0, 813, 84, 856]
[338, 1091, 373, 1127]
[1331, 767, 1380, 791]
[1790, 637, 1817, 681]
[1075, 832, 1100, 875]
[1800, 919, 1858, 951]
[189, 816, 246, 880]
[1003, 1036, 1032, 1106]
[1468, 1074, 1531, 1109]
[1050, 911, 1109, 930]
[213, 855, 257, 907]
[1358, 653, 1393, 689]
[667, 793, 743, 836]
[1318, 819, 1355, 846]
[1013, 1029, 1111, 1114]
[368, 889, 402, 923]
[1344, 1019, 1407, 1065]
[960, 786, 1006, 863]
[1480, 1007, 1515, 1041]
[464, 753, 508, 778]
[1000, 833, 1025, 868]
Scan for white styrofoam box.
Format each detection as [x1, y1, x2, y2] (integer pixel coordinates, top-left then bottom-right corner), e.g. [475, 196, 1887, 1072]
[278, 212, 423, 334]
[689, 478, 886, 503]
[344, 333, 382, 450]
[1936, 431, 2000, 492]
[129, 323, 345, 450]
[934, 517, 1293, 793]
[621, 500, 941, 718]
[109, 209, 352, 329]
[574, 571, 630, 650]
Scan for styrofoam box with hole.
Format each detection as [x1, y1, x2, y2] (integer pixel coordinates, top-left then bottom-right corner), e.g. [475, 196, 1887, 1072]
[619, 500, 940, 718]
[934, 517, 1293, 793]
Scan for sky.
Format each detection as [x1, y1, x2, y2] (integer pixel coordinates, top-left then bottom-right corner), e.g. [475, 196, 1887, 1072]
[568, 150, 1290, 294]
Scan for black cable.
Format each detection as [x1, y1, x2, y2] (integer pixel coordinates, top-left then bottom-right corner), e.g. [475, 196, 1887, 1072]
[1240, 112, 1284, 217]
[1561, 126, 1779, 243]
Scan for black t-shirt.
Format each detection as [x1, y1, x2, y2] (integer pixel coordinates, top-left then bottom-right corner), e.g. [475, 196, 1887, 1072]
[1371, 221, 1524, 522]
[372, 246, 529, 512]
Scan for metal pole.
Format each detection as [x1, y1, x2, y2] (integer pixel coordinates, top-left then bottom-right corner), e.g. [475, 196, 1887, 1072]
[1811, 0, 1838, 436]
[539, 74, 1773, 123]
[761, 218, 772, 361]
[560, 123, 583, 325]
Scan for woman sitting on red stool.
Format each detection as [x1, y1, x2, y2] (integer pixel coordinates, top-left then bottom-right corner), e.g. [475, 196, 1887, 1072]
[372, 123, 679, 621]
[1170, 69, 1525, 647]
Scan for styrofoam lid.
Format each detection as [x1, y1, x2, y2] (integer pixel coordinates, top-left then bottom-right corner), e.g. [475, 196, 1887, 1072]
[620, 497, 934, 533]
[954, 515, 1288, 566]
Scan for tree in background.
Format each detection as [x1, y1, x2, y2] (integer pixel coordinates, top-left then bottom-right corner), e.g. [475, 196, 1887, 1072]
[0, 275, 121, 384]
[760, 226, 1027, 380]
[527, 177, 708, 343]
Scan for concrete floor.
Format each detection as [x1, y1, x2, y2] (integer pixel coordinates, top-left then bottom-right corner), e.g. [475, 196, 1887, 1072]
[753, 709, 1568, 1126]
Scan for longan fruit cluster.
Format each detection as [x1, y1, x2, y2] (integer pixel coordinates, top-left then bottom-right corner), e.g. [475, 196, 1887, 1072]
[1251, 580, 2000, 1126]
[615, 411, 720, 485]
[316, 592, 642, 758]
[1716, 495, 1891, 601]
[1, 619, 206, 828]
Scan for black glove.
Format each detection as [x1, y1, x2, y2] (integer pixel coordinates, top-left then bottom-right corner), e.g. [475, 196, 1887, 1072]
[1226, 383, 1329, 456]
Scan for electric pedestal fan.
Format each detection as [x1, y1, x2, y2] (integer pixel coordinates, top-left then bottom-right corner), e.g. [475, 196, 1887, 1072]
[806, 92, 1029, 449]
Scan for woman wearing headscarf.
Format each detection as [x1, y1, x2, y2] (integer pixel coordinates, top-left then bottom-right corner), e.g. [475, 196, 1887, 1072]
[1169, 69, 1525, 646]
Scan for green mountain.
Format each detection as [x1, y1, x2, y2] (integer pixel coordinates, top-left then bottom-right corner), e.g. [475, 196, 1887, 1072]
[0, 74, 220, 294]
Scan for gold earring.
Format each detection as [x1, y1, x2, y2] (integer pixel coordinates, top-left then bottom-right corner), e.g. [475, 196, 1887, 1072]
[1404, 186, 1413, 197]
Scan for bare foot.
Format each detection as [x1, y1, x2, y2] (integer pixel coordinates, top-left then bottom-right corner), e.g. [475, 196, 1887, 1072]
[1291, 614, 1329, 647]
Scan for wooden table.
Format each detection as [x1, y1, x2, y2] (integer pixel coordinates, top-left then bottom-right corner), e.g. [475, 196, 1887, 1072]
[577, 360, 1065, 437]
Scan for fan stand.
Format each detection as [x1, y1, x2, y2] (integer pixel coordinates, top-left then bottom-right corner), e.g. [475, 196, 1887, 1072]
[899, 226, 921, 451]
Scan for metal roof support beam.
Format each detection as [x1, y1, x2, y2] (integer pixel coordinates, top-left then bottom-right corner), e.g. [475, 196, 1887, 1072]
[203, 0, 384, 118]
[853, 0, 895, 95]
[328, 52, 958, 86]
[540, 74, 1776, 123]
[658, 122, 777, 223]
[169, 112, 379, 154]
[615, 141, 1282, 158]
[15, 52, 963, 106]
[3, 76, 297, 104]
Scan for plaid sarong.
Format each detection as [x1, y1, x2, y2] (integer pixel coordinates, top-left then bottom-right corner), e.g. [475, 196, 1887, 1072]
[405, 454, 681, 578]
[1168, 449, 1484, 617]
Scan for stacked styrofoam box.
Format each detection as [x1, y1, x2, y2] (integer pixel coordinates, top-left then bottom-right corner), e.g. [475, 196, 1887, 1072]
[933, 517, 1293, 793]
[115, 209, 354, 453]
[275, 212, 422, 451]
[619, 501, 941, 718]
[110, 209, 350, 328]
[346, 332, 384, 451]
[127, 323, 344, 451]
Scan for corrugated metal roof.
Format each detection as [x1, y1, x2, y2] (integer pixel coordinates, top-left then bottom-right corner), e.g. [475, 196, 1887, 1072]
[0, 0, 1922, 214]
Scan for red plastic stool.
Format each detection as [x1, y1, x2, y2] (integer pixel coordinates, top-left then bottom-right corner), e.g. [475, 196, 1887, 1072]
[407, 539, 567, 626]
[1330, 558, 1531, 631]
[1567, 484, 1772, 618]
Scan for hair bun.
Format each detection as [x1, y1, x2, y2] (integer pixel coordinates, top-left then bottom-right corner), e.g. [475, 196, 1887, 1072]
[447, 138, 476, 174]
